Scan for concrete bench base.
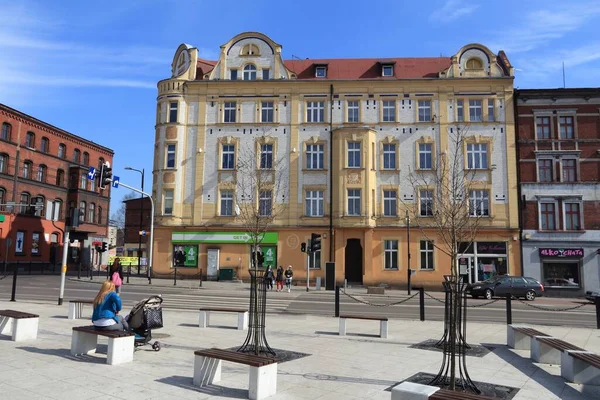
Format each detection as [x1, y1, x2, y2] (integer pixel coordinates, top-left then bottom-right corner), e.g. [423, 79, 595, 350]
[339, 317, 388, 339]
[0, 315, 39, 341]
[392, 382, 439, 400]
[507, 325, 550, 350]
[531, 336, 561, 364]
[70, 329, 134, 365]
[68, 301, 93, 319]
[561, 350, 600, 385]
[199, 310, 248, 331]
[193, 353, 277, 400]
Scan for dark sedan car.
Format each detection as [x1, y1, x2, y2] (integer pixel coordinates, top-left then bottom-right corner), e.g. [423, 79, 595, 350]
[466, 276, 544, 301]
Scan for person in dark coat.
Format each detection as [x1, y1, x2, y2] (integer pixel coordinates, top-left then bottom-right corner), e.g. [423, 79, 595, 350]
[275, 265, 284, 292]
[264, 266, 274, 290]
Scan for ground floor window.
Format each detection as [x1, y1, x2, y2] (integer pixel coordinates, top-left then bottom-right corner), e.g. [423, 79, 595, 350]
[542, 262, 580, 288]
[457, 241, 508, 283]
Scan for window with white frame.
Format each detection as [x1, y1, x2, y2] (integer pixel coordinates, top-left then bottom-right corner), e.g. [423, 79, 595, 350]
[347, 189, 361, 216]
[469, 190, 490, 216]
[305, 190, 324, 217]
[222, 144, 235, 169]
[22, 161, 32, 179]
[315, 66, 326, 78]
[88, 203, 95, 224]
[457, 100, 464, 122]
[90, 174, 96, 191]
[309, 250, 321, 269]
[243, 64, 257, 80]
[224, 102, 236, 123]
[80, 173, 87, 190]
[419, 143, 432, 169]
[0, 154, 7, 173]
[306, 101, 325, 122]
[259, 190, 272, 216]
[166, 144, 176, 168]
[260, 144, 273, 169]
[540, 202, 556, 230]
[58, 144, 66, 159]
[306, 144, 324, 169]
[538, 159, 553, 182]
[384, 240, 398, 269]
[163, 190, 174, 215]
[536, 116, 551, 139]
[347, 142, 361, 168]
[79, 201, 86, 223]
[418, 100, 431, 122]
[37, 165, 46, 182]
[25, 131, 35, 148]
[383, 190, 397, 217]
[467, 143, 488, 169]
[169, 102, 178, 123]
[220, 190, 234, 216]
[347, 101, 359, 123]
[487, 99, 495, 122]
[382, 100, 396, 122]
[383, 143, 396, 169]
[469, 99, 483, 122]
[562, 159, 577, 182]
[564, 202, 581, 230]
[420, 240, 434, 270]
[261, 101, 274, 123]
[382, 65, 394, 77]
[559, 116, 574, 139]
[420, 189, 433, 216]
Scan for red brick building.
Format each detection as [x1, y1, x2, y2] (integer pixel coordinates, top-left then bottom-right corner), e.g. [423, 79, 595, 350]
[516, 88, 600, 296]
[0, 103, 114, 270]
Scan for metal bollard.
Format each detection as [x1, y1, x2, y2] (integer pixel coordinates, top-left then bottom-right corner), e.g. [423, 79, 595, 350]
[506, 293, 512, 325]
[199, 268, 203, 288]
[10, 263, 18, 302]
[174, 265, 177, 286]
[335, 285, 340, 317]
[127, 264, 131, 284]
[595, 296, 600, 329]
[419, 287, 425, 321]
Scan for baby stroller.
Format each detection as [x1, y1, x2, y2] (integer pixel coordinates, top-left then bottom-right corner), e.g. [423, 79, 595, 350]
[125, 295, 164, 351]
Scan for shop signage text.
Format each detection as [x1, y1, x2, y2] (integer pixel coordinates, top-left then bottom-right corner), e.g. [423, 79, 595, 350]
[172, 231, 278, 244]
[539, 248, 584, 258]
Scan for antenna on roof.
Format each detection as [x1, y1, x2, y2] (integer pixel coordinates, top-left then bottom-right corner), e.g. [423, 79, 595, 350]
[292, 55, 302, 61]
[562, 62, 566, 88]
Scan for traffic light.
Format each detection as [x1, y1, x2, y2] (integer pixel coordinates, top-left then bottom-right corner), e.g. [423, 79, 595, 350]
[99, 162, 112, 189]
[300, 242, 307, 253]
[310, 233, 322, 253]
[101, 242, 108, 252]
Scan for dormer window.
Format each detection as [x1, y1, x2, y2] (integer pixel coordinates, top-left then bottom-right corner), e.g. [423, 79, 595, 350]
[241, 44, 260, 56]
[466, 58, 483, 70]
[315, 66, 327, 78]
[382, 65, 394, 77]
[243, 64, 257, 80]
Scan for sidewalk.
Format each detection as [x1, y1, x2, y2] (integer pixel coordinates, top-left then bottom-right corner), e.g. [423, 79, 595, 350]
[1, 299, 599, 399]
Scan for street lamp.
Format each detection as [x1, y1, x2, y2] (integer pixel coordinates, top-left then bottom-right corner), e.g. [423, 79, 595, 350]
[405, 210, 411, 295]
[124, 167, 145, 279]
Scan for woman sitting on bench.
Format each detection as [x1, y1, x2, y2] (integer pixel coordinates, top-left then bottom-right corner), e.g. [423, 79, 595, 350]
[92, 280, 130, 331]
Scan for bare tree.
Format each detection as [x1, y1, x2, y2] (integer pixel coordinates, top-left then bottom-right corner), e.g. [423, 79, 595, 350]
[235, 133, 289, 355]
[405, 124, 493, 391]
[110, 192, 137, 229]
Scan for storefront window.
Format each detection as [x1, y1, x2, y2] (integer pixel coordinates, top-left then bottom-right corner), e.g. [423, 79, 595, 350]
[542, 262, 580, 288]
[457, 241, 508, 283]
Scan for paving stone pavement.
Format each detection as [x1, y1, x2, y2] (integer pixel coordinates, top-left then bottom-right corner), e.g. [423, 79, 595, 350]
[1, 299, 599, 399]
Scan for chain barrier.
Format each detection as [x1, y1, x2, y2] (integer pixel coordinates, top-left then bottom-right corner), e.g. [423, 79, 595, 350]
[341, 289, 419, 307]
[424, 292, 446, 304]
[466, 298, 500, 308]
[510, 296, 590, 312]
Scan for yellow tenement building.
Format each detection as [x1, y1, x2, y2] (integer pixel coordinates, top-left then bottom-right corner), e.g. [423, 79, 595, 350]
[152, 31, 520, 288]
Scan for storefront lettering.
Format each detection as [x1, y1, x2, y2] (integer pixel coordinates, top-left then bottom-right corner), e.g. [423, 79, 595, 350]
[476, 242, 507, 254]
[539, 248, 584, 258]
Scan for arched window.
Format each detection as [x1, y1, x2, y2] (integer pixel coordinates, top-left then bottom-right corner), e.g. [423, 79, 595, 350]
[80, 173, 87, 189]
[19, 192, 30, 214]
[83, 152, 89, 166]
[52, 199, 62, 220]
[73, 149, 81, 163]
[41, 137, 49, 153]
[22, 160, 32, 179]
[37, 165, 47, 182]
[89, 203, 95, 224]
[0, 153, 8, 174]
[97, 206, 103, 225]
[243, 64, 257, 81]
[241, 44, 260, 56]
[1, 123, 11, 141]
[58, 143, 66, 159]
[79, 201, 86, 223]
[25, 131, 35, 148]
[33, 195, 45, 217]
[0, 187, 6, 211]
[56, 169, 64, 186]
[466, 58, 483, 70]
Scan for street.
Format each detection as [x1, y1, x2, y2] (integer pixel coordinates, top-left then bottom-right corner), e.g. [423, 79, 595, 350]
[0, 275, 597, 328]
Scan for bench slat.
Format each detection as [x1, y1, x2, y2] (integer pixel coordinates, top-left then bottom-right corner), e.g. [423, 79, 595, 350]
[512, 327, 549, 337]
[199, 308, 248, 313]
[194, 348, 276, 367]
[339, 314, 388, 321]
[0, 310, 39, 319]
[570, 352, 600, 368]
[537, 337, 585, 352]
[431, 388, 497, 400]
[73, 325, 134, 338]
[70, 300, 94, 304]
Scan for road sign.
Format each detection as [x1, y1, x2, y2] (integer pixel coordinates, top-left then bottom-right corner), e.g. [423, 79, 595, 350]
[112, 176, 120, 188]
[139, 230, 147, 236]
[87, 166, 96, 180]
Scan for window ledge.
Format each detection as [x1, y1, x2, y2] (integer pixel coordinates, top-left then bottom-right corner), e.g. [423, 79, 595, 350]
[302, 169, 327, 173]
[218, 169, 237, 173]
[416, 168, 434, 172]
[465, 168, 492, 172]
[380, 168, 400, 173]
[419, 268, 435, 272]
[344, 167, 364, 171]
[383, 268, 399, 271]
[301, 122, 328, 125]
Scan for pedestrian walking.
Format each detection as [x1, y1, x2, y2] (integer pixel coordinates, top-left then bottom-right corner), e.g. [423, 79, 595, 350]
[275, 265, 284, 292]
[285, 265, 293, 292]
[109, 258, 124, 294]
[264, 266, 274, 290]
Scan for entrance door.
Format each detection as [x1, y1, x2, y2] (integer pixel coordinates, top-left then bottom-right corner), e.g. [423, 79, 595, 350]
[458, 256, 475, 284]
[344, 239, 363, 284]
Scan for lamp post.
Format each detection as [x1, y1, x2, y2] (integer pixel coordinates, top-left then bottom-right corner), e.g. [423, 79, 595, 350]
[125, 167, 144, 276]
[406, 210, 411, 295]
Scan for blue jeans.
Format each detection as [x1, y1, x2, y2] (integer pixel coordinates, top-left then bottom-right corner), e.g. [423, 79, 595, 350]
[95, 315, 129, 331]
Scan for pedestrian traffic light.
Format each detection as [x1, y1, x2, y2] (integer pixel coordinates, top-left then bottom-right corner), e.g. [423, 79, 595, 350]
[300, 242, 307, 253]
[99, 162, 112, 189]
[101, 242, 107, 252]
[310, 233, 322, 253]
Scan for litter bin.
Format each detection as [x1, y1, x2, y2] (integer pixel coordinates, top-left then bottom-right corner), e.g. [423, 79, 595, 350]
[218, 268, 234, 281]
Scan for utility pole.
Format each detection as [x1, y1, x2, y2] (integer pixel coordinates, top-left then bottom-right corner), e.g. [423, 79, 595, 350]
[58, 228, 70, 305]
[406, 210, 411, 295]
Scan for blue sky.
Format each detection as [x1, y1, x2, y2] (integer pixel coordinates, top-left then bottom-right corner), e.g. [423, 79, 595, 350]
[1, 0, 599, 215]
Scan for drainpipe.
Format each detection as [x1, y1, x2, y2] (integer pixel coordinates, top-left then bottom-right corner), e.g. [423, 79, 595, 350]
[514, 90, 525, 277]
[329, 84, 334, 262]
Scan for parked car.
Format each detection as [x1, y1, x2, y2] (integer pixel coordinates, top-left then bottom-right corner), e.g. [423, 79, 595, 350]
[585, 291, 600, 302]
[466, 276, 544, 301]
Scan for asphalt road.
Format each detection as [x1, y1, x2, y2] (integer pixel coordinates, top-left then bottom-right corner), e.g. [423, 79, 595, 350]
[1, 275, 597, 328]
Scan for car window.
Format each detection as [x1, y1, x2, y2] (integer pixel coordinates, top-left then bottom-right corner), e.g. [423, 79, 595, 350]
[526, 278, 540, 284]
[512, 277, 527, 286]
[498, 277, 510, 285]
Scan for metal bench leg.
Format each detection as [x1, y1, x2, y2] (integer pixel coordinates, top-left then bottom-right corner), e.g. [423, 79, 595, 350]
[107, 335, 135, 365]
[339, 318, 346, 336]
[238, 311, 249, 331]
[12, 317, 38, 341]
[561, 351, 600, 385]
[531, 336, 559, 364]
[380, 320, 388, 339]
[71, 331, 98, 356]
[249, 363, 277, 400]
[199, 311, 209, 328]
[68, 303, 77, 319]
[0, 316, 13, 336]
[193, 355, 222, 387]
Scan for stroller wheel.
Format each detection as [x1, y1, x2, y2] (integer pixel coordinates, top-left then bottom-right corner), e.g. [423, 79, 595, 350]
[152, 341, 161, 351]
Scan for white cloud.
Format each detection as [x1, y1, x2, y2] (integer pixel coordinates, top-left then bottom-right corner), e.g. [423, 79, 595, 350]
[430, 0, 479, 22]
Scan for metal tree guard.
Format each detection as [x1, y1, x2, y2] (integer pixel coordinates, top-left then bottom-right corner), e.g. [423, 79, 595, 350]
[429, 275, 479, 394]
[237, 268, 275, 357]
[435, 281, 470, 350]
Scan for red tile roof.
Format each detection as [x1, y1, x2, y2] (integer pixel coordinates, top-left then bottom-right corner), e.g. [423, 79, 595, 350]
[196, 58, 217, 77]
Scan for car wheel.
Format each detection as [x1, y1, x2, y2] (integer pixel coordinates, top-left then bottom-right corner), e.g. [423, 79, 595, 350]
[484, 289, 493, 300]
[525, 290, 536, 301]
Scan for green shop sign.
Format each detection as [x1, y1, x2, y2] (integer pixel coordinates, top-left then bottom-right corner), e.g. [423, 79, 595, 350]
[172, 231, 278, 244]
[173, 244, 198, 268]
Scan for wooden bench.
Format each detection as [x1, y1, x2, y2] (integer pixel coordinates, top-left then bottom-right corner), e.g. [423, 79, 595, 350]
[70, 325, 135, 365]
[68, 300, 94, 319]
[561, 351, 600, 385]
[193, 348, 277, 400]
[0, 310, 39, 341]
[199, 308, 248, 331]
[506, 325, 550, 350]
[531, 337, 585, 365]
[392, 382, 497, 399]
[339, 314, 388, 338]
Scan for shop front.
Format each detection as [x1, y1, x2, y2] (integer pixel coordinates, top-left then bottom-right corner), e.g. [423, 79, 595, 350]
[538, 247, 583, 294]
[457, 241, 509, 284]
